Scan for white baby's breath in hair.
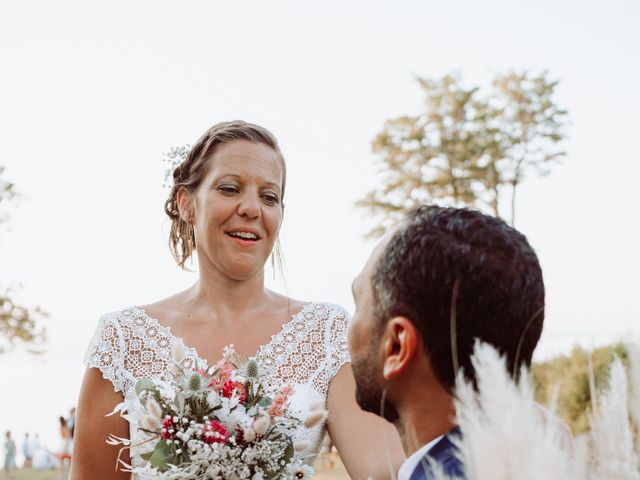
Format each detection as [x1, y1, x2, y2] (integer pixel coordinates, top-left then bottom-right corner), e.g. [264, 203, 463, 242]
[162, 144, 191, 189]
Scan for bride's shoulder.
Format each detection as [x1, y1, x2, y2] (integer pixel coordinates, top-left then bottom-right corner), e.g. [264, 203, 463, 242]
[302, 301, 351, 325]
[305, 300, 350, 314]
[93, 295, 182, 333]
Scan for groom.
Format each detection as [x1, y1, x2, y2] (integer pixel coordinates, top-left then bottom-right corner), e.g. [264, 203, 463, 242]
[347, 206, 545, 480]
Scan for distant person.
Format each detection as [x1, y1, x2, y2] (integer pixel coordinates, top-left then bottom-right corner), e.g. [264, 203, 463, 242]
[22, 432, 34, 468]
[3, 431, 17, 478]
[32, 435, 56, 471]
[67, 407, 76, 439]
[56, 416, 72, 475]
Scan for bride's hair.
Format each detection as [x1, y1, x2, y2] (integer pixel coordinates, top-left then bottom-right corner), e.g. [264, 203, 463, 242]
[164, 120, 287, 269]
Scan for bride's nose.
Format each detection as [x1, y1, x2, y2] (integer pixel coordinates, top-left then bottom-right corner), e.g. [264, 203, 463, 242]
[236, 192, 261, 219]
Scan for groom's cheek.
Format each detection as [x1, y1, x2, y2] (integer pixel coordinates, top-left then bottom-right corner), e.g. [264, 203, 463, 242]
[346, 317, 361, 356]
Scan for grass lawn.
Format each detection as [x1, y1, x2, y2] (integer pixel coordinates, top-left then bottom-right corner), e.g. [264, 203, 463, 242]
[5, 454, 350, 479]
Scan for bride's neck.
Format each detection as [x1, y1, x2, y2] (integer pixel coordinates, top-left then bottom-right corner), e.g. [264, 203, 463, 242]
[187, 267, 271, 317]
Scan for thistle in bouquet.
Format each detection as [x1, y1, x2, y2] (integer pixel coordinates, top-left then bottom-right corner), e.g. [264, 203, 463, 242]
[108, 344, 322, 480]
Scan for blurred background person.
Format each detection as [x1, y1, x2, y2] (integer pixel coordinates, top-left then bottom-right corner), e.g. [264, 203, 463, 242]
[55, 416, 72, 476]
[67, 407, 76, 439]
[32, 434, 57, 471]
[21, 432, 34, 468]
[3, 431, 17, 479]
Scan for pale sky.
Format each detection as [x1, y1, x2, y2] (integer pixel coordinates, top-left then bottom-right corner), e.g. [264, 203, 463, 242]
[1, 0, 639, 453]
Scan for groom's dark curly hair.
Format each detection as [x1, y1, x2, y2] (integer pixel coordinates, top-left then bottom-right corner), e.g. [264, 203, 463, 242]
[371, 205, 545, 392]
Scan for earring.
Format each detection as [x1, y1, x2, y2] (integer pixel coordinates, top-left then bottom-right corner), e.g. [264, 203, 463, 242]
[271, 252, 276, 281]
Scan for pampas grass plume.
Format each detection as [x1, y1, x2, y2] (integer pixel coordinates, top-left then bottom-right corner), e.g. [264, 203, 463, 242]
[589, 358, 640, 480]
[454, 341, 582, 480]
[626, 342, 640, 442]
[303, 409, 328, 429]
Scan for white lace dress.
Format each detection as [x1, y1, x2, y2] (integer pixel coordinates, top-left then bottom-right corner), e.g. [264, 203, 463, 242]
[84, 302, 351, 471]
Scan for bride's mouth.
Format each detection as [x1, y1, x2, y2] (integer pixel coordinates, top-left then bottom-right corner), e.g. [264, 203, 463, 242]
[226, 231, 261, 243]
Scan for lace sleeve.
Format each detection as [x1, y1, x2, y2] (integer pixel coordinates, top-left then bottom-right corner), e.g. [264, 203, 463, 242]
[83, 312, 129, 393]
[324, 304, 352, 381]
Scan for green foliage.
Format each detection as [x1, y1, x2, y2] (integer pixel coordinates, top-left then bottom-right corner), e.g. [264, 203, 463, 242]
[488, 72, 568, 225]
[0, 288, 47, 354]
[0, 166, 17, 224]
[532, 343, 628, 433]
[136, 378, 158, 396]
[141, 439, 178, 472]
[357, 71, 568, 236]
[0, 166, 47, 354]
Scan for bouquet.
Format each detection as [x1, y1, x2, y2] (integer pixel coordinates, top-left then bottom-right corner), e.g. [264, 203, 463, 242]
[107, 344, 322, 480]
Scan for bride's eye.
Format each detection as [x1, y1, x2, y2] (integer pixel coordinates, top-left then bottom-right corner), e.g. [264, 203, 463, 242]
[217, 184, 239, 195]
[261, 192, 280, 205]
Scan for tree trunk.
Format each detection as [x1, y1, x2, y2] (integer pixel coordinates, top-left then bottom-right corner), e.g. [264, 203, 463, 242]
[510, 180, 517, 226]
[491, 188, 500, 218]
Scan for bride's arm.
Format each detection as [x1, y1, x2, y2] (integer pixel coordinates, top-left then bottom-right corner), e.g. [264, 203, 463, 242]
[69, 367, 131, 480]
[326, 364, 405, 480]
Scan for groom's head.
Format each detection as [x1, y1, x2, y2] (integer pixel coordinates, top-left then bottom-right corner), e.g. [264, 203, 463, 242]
[348, 206, 545, 422]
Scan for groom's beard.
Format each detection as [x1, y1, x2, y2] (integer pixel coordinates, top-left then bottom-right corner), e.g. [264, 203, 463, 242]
[351, 349, 399, 423]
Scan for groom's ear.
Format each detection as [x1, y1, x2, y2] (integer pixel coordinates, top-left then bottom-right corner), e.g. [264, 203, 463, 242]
[381, 317, 419, 380]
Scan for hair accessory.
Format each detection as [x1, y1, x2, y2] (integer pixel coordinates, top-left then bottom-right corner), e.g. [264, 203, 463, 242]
[162, 144, 191, 190]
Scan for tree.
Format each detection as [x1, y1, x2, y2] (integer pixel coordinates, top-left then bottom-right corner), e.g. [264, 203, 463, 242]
[488, 71, 568, 225]
[0, 166, 46, 354]
[357, 71, 568, 235]
[356, 75, 491, 237]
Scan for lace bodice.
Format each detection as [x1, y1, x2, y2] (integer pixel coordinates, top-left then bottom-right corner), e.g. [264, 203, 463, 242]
[84, 302, 351, 467]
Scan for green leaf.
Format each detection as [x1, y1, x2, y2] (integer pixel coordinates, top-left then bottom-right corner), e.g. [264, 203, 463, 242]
[135, 378, 156, 396]
[174, 392, 185, 413]
[147, 440, 177, 472]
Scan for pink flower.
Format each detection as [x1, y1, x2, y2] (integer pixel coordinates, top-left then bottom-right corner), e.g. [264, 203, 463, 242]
[269, 394, 288, 418]
[280, 384, 294, 396]
[208, 361, 235, 389]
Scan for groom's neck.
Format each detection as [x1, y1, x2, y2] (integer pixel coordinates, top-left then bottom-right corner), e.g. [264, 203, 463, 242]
[393, 382, 456, 457]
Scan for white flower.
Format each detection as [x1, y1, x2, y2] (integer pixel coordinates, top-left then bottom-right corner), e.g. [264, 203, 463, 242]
[171, 342, 186, 363]
[223, 344, 239, 363]
[293, 440, 310, 452]
[207, 390, 222, 408]
[253, 416, 270, 436]
[285, 461, 313, 479]
[243, 427, 257, 443]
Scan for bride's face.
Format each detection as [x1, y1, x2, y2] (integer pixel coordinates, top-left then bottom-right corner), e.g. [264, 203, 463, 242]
[188, 140, 284, 281]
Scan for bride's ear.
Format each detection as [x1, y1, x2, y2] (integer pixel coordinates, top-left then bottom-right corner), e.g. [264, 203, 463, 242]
[177, 188, 194, 224]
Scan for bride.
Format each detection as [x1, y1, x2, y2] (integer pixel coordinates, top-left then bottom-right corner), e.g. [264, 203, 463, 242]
[70, 121, 404, 479]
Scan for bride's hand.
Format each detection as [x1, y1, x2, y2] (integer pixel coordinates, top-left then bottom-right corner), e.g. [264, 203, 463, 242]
[326, 364, 405, 480]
